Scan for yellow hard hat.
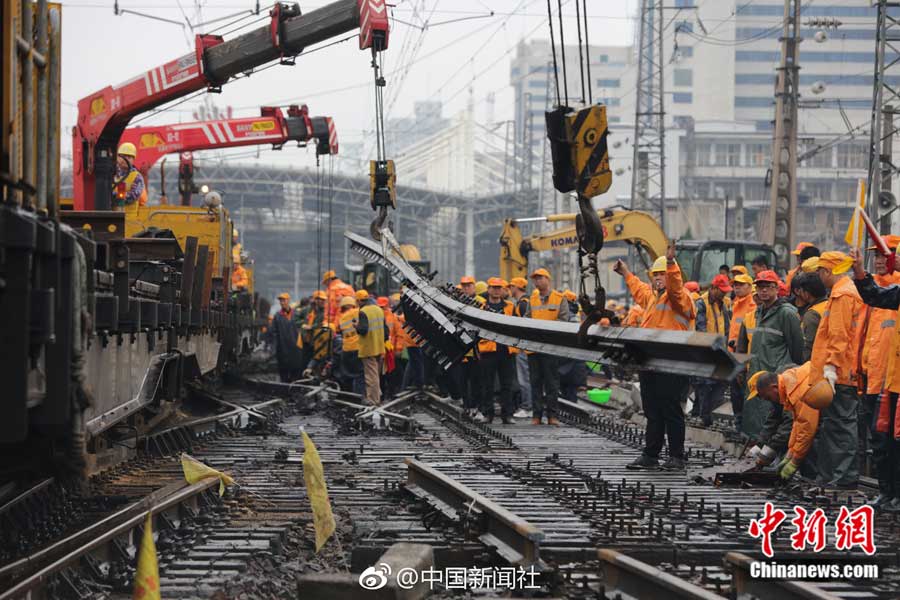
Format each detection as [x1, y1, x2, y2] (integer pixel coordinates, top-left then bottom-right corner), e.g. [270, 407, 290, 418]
[803, 379, 833, 410]
[474, 281, 488, 296]
[746, 370, 769, 400]
[390, 293, 401, 302]
[312, 290, 327, 300]
[232, 227, 239, 238]
[277, 292, 290, 300]
[117, 142, 137, 158]
[650, 256, 668, 274]
[818, 251, 853, 275]
[801, 256, 820, 272]
[355, 289, 369, 301]
[339, 296, 356, 308]
[321, 269, 336, 283]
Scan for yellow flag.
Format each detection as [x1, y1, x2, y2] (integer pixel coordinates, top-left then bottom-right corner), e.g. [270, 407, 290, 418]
[133, 513, 161, 600]
[844, 180, 867, 248]
[302, 430, 335, 552]
[180, 453, 234, 496]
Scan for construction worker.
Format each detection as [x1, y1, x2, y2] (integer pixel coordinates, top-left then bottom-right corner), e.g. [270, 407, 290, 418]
[337, 296, 364, 396]
[322, 270, 355, 325]
[856, 238, 900, 482]
[476, 278, 517, 424]
[396, 304, 424, 391]
[623, 302, 644, 327]
[271, 293, 303, 382]
[790, 272, 827, 362]
[736, 270, 803, 438]
[684, 281, 701, 301]
[508, 277, 532, 418]
[455, 276, 481, 416]
[378, 296, 401, 398]
[810, 251, 865, 488]
[527, 268, 570, 426]
[232, 227, 242, 265]
[231, 262, 249, 292]
[786, 243, 820, 288]
[356, 293, 389, 406]
[751, 255, 770, 277]
[297, 291, 326, 372]
[112, 142, 147, 211]
[615, 241, 695, 470]
[746, 362, 830, 480]
[851, 244, 900, 509]
[693, 274, 733, 426]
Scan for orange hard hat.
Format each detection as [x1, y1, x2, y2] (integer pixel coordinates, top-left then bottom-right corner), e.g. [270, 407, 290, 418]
[803, 379, 833, 410]
[818, 251, 853, 275]
[312, 290, 327, 300]
[460, 275, 475, 285]
[377, 296, 389, 307]
[277, 292, 290, 300]
[321, 269, 336, 283]
[487, 277, 505, 287]
[509, 277, 528, 289]
[791, 242, 814, 255]
[530, 267, 551, 279]
[870, 234, 900, 251]
[684, 281, 700, 293]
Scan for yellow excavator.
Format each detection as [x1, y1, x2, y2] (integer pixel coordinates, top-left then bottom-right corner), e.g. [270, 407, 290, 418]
[499, 208, 776, 285]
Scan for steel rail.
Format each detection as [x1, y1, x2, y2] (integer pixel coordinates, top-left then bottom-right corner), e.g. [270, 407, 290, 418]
[404, 458, 544, 568]
[598, 549, 726, 600]
[346, 231, 745, 381]
[725, 552, 845, 600]
[0, 479, 217, 600]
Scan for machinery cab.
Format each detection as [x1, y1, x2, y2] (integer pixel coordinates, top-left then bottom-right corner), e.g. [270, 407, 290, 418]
[676, 240, 777, 285]
[352, 244, 429, 298]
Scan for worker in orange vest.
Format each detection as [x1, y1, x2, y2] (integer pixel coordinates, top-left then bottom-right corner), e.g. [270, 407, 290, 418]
[615, 241, 695, 471]
[478, 277, 517, 424]
[811, 250, 866, 488]
[231, 263, 249, 292]
[322, 270, 355, 326]
[112, 142, 147, 211]
[336, 296, 365, 396]
[851, 240, 900, 509]
[378, 296, 401, 397]
[693, 274, 732, 426]
[526, 268, 570, 426]
[728, 272, 756, 432]
[395, 299, 425, 391]
[746, 362, 831, 480]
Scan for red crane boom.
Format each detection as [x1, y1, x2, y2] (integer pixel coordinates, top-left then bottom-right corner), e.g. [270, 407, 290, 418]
[73, 0, 388, 210]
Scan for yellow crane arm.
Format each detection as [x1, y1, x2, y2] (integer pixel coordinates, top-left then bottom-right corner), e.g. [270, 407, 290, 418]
[499, 209, 668, 281]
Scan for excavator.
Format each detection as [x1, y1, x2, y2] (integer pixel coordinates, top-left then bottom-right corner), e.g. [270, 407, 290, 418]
[499, 209, 776, 287]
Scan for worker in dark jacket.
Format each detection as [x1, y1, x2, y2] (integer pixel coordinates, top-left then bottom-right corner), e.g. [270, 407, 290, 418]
[790, 272, 828, 362]
[271, 293, 303, 382]
[736, 270, 804, 437]
[693, 274, 733, 426]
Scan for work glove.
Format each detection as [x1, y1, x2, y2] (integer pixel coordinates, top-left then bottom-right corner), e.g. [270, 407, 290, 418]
[756, 445, 777, 467]
[384, 341, 394, 352]
[779, 459, 799, 480]
[823, 364, 838, 392]
[747, 445, 761, 459]
[774, 453, 792, 472]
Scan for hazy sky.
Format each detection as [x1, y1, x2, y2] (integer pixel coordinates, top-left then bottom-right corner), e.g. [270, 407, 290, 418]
[62, 0, 638, 175]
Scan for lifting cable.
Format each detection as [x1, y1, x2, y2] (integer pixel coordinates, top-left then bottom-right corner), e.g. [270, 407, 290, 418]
[327, 154, 334, 272]
[574, 0, 586, 104]
[582, 0, 592, 104]
[556, 0, 569, 107]
[546, 0, 562, 107]
[315, 157, 323, 284]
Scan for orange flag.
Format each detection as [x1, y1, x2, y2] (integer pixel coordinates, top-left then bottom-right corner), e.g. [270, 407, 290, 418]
[133, 513, 161, 600]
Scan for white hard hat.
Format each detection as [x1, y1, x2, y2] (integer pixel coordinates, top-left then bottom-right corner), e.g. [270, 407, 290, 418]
[204, 190, 222, 207]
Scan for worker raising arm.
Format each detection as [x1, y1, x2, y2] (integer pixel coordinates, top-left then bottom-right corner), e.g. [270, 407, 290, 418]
[614, 241, 695, 472]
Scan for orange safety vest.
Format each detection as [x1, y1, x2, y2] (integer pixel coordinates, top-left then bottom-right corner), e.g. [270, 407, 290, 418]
[231, 265, 249, 290]
[729, 294, 757, 345]
[339, 307, 360, 352]
[624, 263, 695, 331]
[862, 272, 900, 395]
[478, 299, 514, 353]
[384, 308, 402, 353]
[112, 168, 147, 208]
[326, 279, 355, 325]
[396, 313, 418, 349]
[530, 289, 564, 321]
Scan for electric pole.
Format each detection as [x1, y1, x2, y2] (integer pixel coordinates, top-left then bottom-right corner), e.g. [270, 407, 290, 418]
[866, 0, 900, 235]
[767, 0, 801, 270]
[630, 0, 666, 233]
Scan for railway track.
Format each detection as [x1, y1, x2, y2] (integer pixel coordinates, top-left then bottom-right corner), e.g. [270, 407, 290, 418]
[4, 375, 899, 599]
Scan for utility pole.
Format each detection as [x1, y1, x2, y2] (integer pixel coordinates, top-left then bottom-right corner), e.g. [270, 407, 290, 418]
[630, 0, 666, 233]
[767, 0, 801, 270]
[866, 0, 900, 236]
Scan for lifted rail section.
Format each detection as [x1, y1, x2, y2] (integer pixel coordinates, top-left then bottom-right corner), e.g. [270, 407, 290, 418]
[347, 231, 744, 381]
